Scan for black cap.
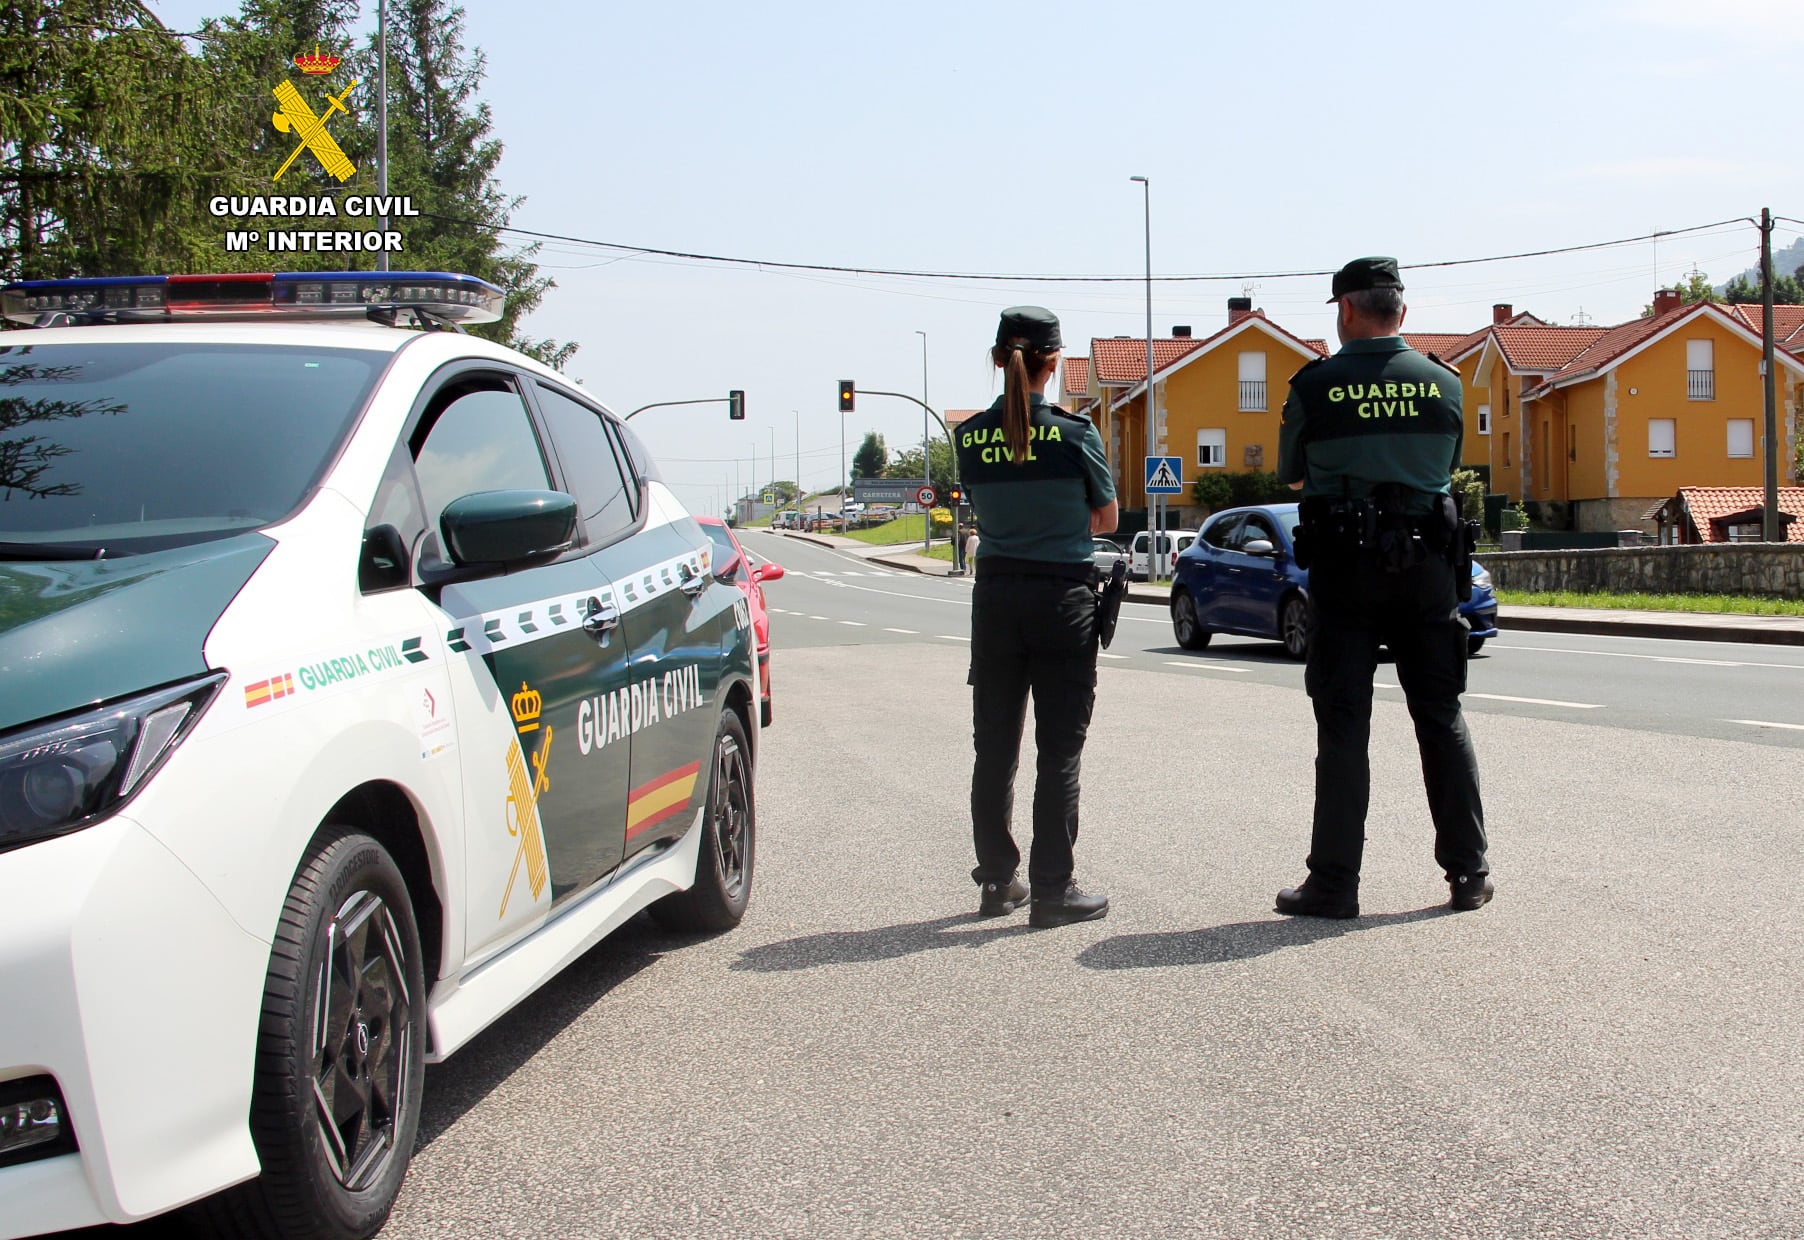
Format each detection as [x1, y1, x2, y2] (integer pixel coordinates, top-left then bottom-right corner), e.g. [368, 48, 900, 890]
[996, 305, 1062, 352]
[1327, 257, 1404, 303]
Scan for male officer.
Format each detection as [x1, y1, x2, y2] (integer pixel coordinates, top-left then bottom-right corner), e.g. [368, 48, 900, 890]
[1274, 257, 1491, 918]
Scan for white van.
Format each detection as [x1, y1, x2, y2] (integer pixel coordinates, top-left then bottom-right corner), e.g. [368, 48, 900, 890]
[1131, 528, 1198, 580]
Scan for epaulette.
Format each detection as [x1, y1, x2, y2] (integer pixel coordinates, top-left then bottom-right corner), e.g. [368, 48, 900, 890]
[1427, 352, 1460, 376]
[1290, 356, 1329, 381]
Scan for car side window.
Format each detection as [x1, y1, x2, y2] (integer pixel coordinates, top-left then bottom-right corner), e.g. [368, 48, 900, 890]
[536, 383, 638, 547]
[360, 443, 428, 593]
[1205, 515, 1243, 550]
[413, 378, 551, 540]
[1242, 516, 1276, 546]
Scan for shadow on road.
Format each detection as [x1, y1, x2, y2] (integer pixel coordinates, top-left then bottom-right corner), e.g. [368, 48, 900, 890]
[732, 912, 1036, 972]
[1077, 906, 1451, 971]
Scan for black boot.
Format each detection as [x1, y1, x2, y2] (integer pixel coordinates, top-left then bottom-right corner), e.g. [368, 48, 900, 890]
[978, 877, 1029, 917]
[1275, 881, 1359, 919]
[1448, 874, 1494, 911]
[1029, 881, 1109, 928]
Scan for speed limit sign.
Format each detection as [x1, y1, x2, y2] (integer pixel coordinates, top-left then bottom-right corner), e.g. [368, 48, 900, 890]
[915, 486, 937, 506]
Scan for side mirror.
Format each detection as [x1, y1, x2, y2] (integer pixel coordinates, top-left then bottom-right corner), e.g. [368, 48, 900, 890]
[714, 553, 743, 582]
[1243, 538, 1276, 557]
[440, 490, 577, 566]
[753, 562, 786, 583]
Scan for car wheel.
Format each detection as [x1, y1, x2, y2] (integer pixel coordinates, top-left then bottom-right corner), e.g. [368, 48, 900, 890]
[1171, 589, 1212, 650]
[1467, 636, 1486, 656]
[197, 831, 426, 1240]
[650, 709, 756, 933]
[1280, 594, 1311, 661]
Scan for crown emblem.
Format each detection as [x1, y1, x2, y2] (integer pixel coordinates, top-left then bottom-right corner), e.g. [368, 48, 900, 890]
[511, 682, 543, 732]
[293, 44, 341, 75]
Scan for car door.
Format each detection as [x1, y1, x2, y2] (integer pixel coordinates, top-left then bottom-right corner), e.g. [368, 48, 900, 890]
[411, 370, 632, 962]
[531, 381, 725, 867]
[1191, 513, 1243, 627]
[1234, 512, 1290, 636]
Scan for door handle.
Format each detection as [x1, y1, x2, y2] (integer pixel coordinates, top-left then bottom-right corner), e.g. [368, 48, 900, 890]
[678, 563, 707, 597]
[581, 596, 620, 645]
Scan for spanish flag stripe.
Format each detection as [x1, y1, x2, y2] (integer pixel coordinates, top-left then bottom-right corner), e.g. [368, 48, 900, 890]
[629, 760, 702, 803]
[626, 769, 700, 836]
[244, 678, 274, 706]
[626, 796, 695, 840]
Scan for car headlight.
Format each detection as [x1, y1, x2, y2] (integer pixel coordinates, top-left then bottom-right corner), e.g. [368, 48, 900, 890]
[0, 674, 225, 853]
[1472, 567, 1493, 591]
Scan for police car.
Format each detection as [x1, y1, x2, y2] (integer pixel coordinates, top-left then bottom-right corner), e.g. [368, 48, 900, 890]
[0, 272, 759, 1238]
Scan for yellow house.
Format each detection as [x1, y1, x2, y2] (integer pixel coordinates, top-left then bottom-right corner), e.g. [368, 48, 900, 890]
[1459, 313, 1610, 503]
[1086, 331, 1208, 511]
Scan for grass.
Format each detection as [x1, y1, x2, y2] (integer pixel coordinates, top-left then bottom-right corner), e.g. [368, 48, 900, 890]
[1495, 589, 1804, 616]
[839, 515, 952, 547]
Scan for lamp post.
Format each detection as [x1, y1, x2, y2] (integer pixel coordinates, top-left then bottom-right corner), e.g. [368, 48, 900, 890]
[1131, 175, 1158, 577]
[376, 0, 389, 272]
[916, 329, 930, 556]
[794, 410, 801, 514]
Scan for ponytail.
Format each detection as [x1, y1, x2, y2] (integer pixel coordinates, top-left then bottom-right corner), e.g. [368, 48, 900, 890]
[989, 339, 1053, 467]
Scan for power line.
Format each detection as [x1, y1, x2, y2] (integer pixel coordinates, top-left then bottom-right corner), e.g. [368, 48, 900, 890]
[423, 212, 1757, 286]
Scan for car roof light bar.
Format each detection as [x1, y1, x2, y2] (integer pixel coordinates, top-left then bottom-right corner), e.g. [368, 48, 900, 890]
[1, 271, 506, 327]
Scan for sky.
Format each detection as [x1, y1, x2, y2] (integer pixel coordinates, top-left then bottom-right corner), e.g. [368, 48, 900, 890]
[148, 0, 1804, 518]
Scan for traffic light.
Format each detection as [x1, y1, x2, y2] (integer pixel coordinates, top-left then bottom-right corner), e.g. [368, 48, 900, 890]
[838, 380, 855, 412]
[728, 389, 745, 420]
[947, 485, 963, 506]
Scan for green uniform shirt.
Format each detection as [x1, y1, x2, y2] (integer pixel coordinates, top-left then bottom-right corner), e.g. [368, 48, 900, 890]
[956, 395, 1115, 564]
[1277, 336, 1463, 515]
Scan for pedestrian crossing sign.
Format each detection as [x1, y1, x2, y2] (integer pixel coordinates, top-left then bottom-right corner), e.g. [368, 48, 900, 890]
[1145, 455, 1184, 494]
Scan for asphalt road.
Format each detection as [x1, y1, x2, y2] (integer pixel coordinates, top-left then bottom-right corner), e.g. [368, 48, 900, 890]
[60, 529, 1804, 1239]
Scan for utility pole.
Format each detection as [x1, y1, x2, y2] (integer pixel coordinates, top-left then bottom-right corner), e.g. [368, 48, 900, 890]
[794, 410, 801, 511]
[917, 329, 930, 557]
[1131, 175, 1158, 577]
[375, 0, 389, 273]
[1762, 208, 1780, 542]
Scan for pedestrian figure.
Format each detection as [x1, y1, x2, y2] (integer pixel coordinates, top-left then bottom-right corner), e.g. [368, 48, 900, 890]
[1275, 258, 1491, 918]
[963, 523, 978, 569]
[953, 520, 968, 575]
[958, 306, 1119, 927]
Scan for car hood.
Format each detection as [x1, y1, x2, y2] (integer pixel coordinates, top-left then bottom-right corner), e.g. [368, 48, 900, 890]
[0, 533, 275, 733]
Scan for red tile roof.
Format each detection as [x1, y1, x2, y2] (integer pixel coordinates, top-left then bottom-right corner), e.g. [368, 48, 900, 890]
[1089, 336, 1206, 384]
[1672, 487, 1804, 543]
[1403, 333, 1470, 359]
[1061, 356, 1091, 402]
[944, 408, 982, 427]
[1302, 338, 1330, 356]
[1492, 324, 1610, 372]
[1724, 304, 1804, 350]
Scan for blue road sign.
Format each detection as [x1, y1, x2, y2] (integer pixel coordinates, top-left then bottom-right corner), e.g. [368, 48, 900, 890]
[1145, 455, 1184, 494]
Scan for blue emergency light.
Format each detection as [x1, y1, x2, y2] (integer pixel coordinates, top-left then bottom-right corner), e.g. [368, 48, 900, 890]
[0, 271, 506, 327]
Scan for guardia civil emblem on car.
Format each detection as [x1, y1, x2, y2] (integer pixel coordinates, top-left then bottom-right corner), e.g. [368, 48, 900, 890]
[0, 272, 760, 1239]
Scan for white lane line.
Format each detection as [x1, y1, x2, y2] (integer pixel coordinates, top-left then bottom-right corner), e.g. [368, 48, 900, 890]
[839, 620, 866, 627]
[1467, 692, 1604, 709]
[1728, 718, 1804, 731]
[815, 571, 838, 576]
[884, 627, 918, 634]
[940, 634, 971, 641]
[1099, 652, 1130, 660]
[809, 615, 830, 621]
[1374, 682, 1401, 689]
[1163, 660, 1249, 674]
[1497, 644, 1804, 671]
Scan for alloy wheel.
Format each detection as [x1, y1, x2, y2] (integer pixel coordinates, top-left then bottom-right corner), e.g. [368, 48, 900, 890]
[710, 732, 751, 902]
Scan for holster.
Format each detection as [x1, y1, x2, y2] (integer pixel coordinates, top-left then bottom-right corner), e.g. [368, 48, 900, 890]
[1094, 557, 1128, 649]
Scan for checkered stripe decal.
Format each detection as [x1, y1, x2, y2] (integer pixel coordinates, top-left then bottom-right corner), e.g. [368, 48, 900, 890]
[443, 548, 707, 657]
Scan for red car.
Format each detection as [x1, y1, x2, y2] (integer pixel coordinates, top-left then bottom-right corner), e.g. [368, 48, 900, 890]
[697, 515, 784, 725]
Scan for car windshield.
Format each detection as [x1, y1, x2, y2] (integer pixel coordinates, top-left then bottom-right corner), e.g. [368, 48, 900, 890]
[700, 523, 741, 569]
[0, 342, 384, 555]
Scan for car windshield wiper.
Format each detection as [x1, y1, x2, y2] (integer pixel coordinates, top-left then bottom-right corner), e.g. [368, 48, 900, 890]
[0, 540, 109, 562]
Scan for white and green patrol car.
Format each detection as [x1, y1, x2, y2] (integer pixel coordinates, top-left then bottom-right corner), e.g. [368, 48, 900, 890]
[0, 272, 759, 1238]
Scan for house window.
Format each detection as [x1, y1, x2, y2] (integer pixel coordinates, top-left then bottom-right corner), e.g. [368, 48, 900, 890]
[1728, 419, 1754, 458]
[1477, 403, 1491, 435]
[1237, 351, 1267, 411]
[1197, 428, 1226, 468]
[1502, 432, 1511, 466]
[1727, 522, 1763, 543]
[1686, 339, 1714, 400]
[1649, 418, 1676, 458]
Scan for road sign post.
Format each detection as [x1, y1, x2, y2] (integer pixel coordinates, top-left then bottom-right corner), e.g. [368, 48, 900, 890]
[1145, 456, 1184, 579]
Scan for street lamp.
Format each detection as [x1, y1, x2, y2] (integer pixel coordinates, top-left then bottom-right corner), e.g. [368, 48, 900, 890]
[1131, 175, 1159, 578]
[916, 329, 930, 556]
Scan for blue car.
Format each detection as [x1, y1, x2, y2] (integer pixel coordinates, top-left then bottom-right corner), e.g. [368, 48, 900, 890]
[1169, 503, 1500, 660]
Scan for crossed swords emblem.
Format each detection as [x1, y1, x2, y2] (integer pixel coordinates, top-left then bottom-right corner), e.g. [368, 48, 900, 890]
[271, 78, 359, 182]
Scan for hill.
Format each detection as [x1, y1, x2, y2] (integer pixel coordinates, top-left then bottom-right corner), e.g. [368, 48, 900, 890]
[1716, 236, 1804, 295]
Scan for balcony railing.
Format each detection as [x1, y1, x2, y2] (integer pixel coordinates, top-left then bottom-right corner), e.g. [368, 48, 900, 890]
[1687, 369, 1715, 401]
[1238, 380, 1267, 411]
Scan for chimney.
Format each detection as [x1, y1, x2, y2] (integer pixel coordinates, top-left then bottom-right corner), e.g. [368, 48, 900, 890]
[1492, 303, 1513, 325]
[1652, 288, 1683, 316]
[1171, 325, 1192, 338]
[1227, 296, 1253, 325]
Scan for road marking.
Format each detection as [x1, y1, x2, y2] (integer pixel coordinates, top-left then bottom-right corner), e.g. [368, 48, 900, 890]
[809, 615, 829, 621]
[940, 634, 971, 641]
[839, 620, 866, 626]
[1099, 652, 1130, 660]
[815, 571, 837, 576]
[1497, 644, 1804, 672]
[1728, 718, 1804, 731]
[1162, 660, 1249, 673]
[1467, 692, 1604, 709]
[883, 627, 918, 634]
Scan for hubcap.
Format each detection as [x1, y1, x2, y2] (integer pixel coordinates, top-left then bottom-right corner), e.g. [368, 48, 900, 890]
[1284, 601, 1308, 654]
[710, 733, 751, 901]
[310, 889, 411, 1191]
[1175, 595, 1196, 642]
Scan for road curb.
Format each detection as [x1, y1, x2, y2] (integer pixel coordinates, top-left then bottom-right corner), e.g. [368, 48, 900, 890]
[1496, 612, 1804, 647]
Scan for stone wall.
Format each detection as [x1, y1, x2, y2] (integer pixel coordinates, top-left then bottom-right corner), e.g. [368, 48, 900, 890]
[1482, 543, 1804, 598]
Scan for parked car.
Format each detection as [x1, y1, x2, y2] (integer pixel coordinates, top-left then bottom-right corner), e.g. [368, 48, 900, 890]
[0, 271, 760, 1238]
[697, 516, 784, 726]
[1130, 528, 1198, 580]
[1091, 536, 1128, 572]
[1169, 503, 1499, 660]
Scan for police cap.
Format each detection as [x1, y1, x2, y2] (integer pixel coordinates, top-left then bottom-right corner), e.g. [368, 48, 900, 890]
[1327, 256, 1405, 303]
[996, 305, 1062, 352]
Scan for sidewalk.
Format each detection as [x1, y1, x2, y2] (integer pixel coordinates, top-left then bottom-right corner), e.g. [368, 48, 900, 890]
[772, 531, 1804, 647]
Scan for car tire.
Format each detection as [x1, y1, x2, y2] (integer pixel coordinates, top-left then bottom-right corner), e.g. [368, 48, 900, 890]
[1171, 589, 1212, 650]
[650, 709, 756, 933]
[1280, 594, 1311, 661]
[194, 831, 426, 1240]
[1467, 636, 1486, 656]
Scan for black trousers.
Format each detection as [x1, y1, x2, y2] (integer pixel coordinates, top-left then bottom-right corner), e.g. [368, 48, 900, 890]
[1302, 550, 1488, 893]
[969, 573, 1098, 892]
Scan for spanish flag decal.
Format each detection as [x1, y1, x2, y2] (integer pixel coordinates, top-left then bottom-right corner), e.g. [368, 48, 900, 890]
[626, 761, 703, 840]
[244, 673, 296, 708]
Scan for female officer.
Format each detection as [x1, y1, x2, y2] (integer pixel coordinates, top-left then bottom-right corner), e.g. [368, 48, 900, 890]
[959, 306, 1119, 927]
